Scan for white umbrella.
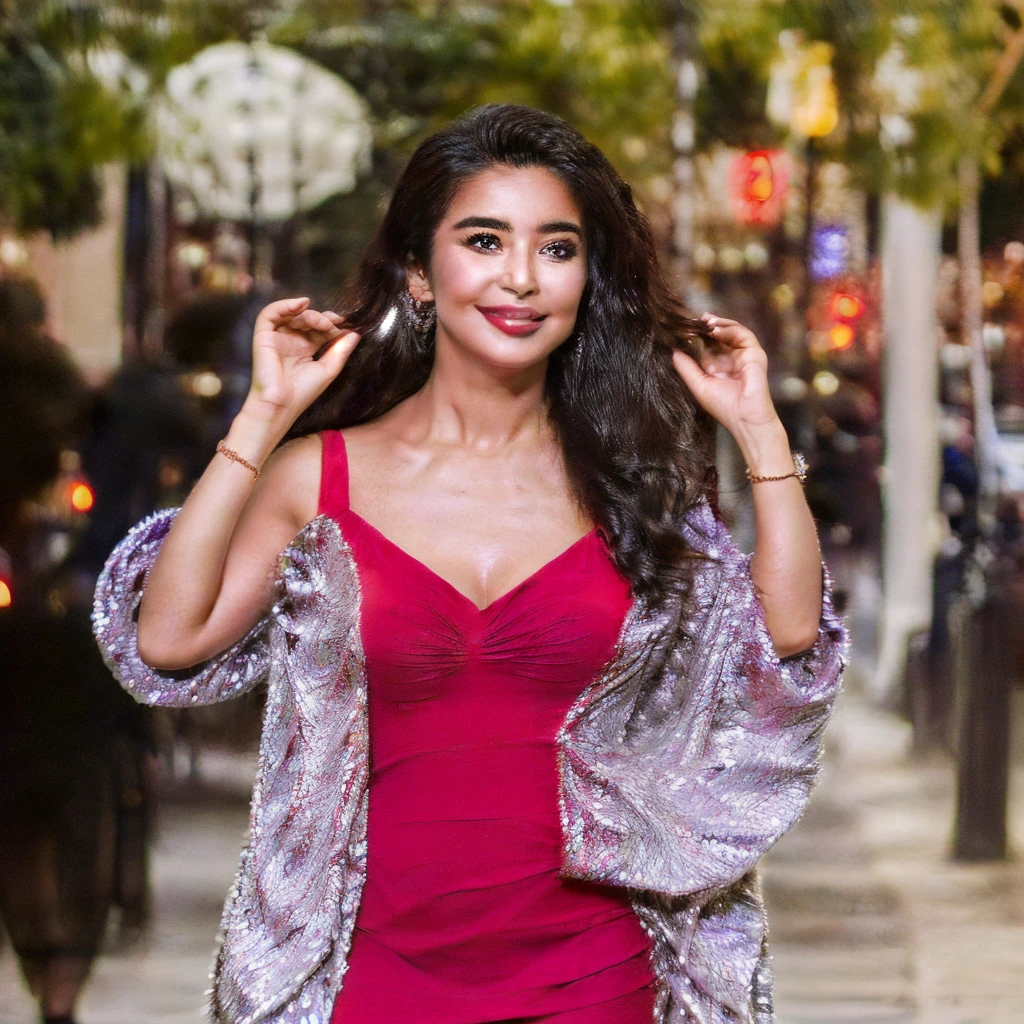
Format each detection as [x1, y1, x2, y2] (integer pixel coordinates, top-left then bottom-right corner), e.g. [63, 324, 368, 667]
[154, 41, 372, 222]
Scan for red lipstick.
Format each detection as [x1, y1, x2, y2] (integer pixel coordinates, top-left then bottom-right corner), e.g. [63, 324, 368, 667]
[475, 305, 548, 336]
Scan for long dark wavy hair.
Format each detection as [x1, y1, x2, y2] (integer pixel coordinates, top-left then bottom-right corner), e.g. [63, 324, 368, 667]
[287, 103, 719, 611]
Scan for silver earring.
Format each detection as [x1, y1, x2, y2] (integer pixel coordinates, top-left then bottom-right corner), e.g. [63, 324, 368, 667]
[398, 289, 436, 334]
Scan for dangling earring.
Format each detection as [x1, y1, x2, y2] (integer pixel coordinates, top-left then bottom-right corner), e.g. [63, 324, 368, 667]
[398, 289, 436, 334]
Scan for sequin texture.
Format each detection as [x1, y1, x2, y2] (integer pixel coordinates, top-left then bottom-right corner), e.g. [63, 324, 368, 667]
[92, 501, 849, 1024]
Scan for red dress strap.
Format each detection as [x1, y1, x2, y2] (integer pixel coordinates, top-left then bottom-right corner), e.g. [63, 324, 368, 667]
[317, 429, 350, 520]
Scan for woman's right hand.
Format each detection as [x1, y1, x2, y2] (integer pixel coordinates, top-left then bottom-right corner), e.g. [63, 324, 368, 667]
[244, 296, 361, 424]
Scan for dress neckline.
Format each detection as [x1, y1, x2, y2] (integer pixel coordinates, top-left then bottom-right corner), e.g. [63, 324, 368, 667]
[320, 428, 600, 615]
[343, 509, 599, 616]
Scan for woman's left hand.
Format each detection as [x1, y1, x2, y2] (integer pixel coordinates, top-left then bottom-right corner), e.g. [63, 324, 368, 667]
[671, 313, 781, 439]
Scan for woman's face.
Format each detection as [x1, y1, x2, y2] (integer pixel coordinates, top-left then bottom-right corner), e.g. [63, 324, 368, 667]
[411, 164, 589, 371]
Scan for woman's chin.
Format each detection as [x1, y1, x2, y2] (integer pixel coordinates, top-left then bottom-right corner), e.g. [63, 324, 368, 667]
[441, 328, 571, 372]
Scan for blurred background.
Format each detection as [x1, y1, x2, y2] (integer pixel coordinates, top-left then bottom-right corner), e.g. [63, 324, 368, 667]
[1, 1, 1023, 1022]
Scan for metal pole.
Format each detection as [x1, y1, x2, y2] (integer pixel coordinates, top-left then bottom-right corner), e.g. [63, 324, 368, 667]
[951, 558, 1013, 860]
[244, 44, 261, 282]
[958, 156, 1000, 515]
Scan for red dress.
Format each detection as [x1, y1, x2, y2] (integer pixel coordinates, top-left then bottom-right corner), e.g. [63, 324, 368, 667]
[321, 430, 657, 1024]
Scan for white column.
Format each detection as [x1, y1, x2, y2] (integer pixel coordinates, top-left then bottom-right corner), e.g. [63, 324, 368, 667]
[874, 193, 944, 702]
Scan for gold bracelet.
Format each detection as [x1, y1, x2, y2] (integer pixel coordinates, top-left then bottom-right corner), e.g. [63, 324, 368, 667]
[745, 451, 808, 484]
[216, 440, 261, 481]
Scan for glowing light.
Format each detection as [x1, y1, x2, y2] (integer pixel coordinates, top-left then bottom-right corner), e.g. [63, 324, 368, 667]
[191, 371, 223, 397]
[768, 39, 840, 139]
[728, 150, 788, 226]
[828, 292, 865, 321]
[718, 247, 745, 273]
[829, 324, 855, 349]
[0, 581, 10, 608]
[771, 284, 795, 311]
[813, 370, 841, 396]
[779, 375, 809, 400]
[744, 241, 770, 270]
[810, 225, 849, 280]
[791, 62, 840, 138]
[982, 280, 1004, 307]
[1005, 241, 1024, 264]
[71, 483, 95, 512]
[693, 244, 716, 270]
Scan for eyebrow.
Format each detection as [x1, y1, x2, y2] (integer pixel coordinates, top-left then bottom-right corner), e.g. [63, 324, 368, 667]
[452, 216, 582, 238]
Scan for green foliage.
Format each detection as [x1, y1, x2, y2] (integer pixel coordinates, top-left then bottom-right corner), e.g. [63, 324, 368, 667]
[266, 0, 681, 294]
[274, 1, 677, 191]
[2, 0, 679, 247]
[698, 0, 1024, 208]
[0, 1, 150, 237]
[11, 0, 1024, 241]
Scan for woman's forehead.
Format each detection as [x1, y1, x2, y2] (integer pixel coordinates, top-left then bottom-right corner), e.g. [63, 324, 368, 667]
[444, 165, 582, 226]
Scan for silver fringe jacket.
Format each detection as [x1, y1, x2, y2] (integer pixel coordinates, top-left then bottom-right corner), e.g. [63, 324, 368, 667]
[92, 500, 849, 1024]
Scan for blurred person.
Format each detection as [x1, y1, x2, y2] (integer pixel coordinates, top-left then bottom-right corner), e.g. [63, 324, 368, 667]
[938, 409, 979, 545]
[75, 290, 268, 780]
[94, 105, 848, 1024]
[0, 275, 154, 1024]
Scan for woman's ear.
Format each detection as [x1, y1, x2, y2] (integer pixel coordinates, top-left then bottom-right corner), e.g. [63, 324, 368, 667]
[405, 262, 434, 304]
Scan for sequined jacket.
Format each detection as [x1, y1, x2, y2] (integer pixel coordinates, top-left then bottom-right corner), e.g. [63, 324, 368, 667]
[92, 500, 849, 1024]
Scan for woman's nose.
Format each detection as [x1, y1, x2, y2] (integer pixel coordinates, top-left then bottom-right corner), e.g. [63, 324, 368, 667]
[500, 246, 537, 297]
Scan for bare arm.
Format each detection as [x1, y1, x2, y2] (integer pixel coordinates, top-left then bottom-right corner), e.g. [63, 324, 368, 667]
[733, 419, 822, 657]
[136, 297, 360, 670]
[672, 313, 822, 658]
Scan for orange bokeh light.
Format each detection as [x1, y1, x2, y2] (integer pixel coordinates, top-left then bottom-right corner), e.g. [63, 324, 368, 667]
[744, 153, 774, 202]
[829, 292, 865, 322]
[729, 150, 788, 226]
[71, 482, 95, 512]
[0, 581, 11, 608]
[829, 323, 855, 349]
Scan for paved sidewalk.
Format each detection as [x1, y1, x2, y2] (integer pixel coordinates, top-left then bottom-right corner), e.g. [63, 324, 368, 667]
[1, 689, 1021, 1024]
[763, 681, 1024, 1024]
[0, 753, 256, 1024]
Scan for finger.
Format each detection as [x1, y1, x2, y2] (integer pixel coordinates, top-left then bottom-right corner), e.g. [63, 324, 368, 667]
[672, 348, 710, 395]
[315, 329, 361, 375]
[290, 309, 340, 334]
[254, 296, 310, 334]
[707, 323, 758, 348]
[701, 311, 741, 325]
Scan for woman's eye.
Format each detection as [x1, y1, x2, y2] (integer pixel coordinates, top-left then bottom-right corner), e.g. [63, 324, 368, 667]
[464, 232, 501, 251]
[543, 240, 578, 261]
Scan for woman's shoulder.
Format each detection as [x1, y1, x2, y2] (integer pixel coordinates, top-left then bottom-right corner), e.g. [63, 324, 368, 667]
[259, 432, 326, 533]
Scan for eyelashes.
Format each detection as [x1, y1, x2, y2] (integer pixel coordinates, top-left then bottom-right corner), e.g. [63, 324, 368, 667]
[461, 232, 579, 261]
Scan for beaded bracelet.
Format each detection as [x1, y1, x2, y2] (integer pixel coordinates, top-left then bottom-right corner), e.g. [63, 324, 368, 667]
[216, 440, 261, 481]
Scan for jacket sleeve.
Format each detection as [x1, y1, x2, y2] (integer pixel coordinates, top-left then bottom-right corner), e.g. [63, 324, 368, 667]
[602, 495, 851, 905]
[91, 507, 272, 707]
[648, 498, 851, 898]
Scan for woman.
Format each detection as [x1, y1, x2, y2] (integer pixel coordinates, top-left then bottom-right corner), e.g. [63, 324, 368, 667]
[93, 104, 847, 1024]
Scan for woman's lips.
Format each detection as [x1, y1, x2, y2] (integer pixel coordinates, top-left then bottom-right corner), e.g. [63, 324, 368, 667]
[476, 305, 548, 336]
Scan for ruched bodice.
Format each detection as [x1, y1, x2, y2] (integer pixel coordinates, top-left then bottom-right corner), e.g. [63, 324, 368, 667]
[320, 429, 657, 1023]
